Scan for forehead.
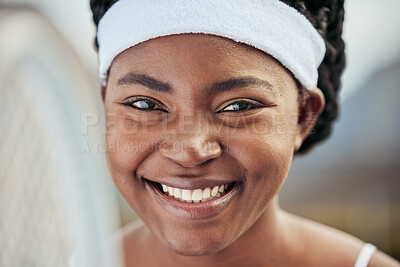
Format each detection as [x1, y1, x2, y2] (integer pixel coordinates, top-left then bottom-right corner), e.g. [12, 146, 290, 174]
[117, 33, 261, 60]
[108, 33, 297, 95]
[113, 34, 283, 71]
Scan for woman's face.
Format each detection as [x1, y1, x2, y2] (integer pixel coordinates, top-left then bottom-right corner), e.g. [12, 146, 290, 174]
[105, 34, 303, 256]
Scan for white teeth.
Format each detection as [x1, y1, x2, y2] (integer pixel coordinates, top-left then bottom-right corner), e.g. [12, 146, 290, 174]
[218, 185, 224, 193]
[192, 189, 203, 202]
[181, 190, 192, 201]
[160, 183, 232, 203]
[168, 187, 174, 196]
[211, 186, 219, 197]
[162, 184, 168, 192]
[202, 188, 211, 199]
[174, 188, 182, 199]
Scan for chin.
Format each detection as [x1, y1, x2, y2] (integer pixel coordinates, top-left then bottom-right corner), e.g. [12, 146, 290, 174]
[168, 243, 222, 257]
[162, 234, 228, 257]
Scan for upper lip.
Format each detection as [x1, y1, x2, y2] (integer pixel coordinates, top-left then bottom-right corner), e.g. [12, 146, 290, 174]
[143, 176, 239, 190]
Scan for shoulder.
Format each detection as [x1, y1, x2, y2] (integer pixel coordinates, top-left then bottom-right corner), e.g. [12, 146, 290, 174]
[281, 210, 399, 267]
[368, 250, 400, 267]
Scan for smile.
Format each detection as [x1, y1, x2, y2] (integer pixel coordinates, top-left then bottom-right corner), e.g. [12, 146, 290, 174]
[145, 178, 241, 220]
[160, 183, 233, 203]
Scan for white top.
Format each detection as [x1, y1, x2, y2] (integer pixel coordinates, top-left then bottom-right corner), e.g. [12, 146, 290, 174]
[354, 243, 377, 267]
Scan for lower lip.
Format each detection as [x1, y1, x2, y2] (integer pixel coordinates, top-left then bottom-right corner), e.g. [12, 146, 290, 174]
[145, 180, 241, 220]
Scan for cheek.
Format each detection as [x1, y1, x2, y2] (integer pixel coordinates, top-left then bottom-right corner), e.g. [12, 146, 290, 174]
[105, 132, 141, 207]
[254, 118, 297, 188]
[104, 110, 161, 172]
[222, 115, 296, 209]
[227, 131, 294, 188]
[224, 111, 296, 175]
[105, 130, 166, 229]
[105, 132, 150, 175]
[104, 114, 161, 201]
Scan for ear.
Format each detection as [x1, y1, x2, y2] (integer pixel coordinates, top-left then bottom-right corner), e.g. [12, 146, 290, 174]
[294, 88, 325, 152]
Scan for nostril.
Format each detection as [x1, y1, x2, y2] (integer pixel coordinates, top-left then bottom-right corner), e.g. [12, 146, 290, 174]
[199, 141, 222, 155]
[159, 140, 222, 167]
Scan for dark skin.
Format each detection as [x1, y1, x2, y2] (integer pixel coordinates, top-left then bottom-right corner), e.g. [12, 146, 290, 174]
[104, 34, 400, 267]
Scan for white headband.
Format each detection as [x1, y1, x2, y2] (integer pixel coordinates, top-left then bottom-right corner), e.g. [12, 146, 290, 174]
[97, 0, 326, 90]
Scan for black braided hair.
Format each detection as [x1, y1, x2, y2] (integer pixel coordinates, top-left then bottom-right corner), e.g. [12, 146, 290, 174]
[90, 0, 346, 155]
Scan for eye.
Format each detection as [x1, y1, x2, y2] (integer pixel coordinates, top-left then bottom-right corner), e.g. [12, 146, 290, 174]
[219, 100, 263, 113]
[122, 97, 167, 112]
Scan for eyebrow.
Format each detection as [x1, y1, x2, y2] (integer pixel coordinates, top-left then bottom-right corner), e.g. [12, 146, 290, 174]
[116, 72, 274, 95]
[205, 76, 274, 96]
[117, 72, 172, 93]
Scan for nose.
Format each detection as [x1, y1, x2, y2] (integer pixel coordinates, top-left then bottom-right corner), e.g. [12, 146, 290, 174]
[160, 135, 222, 168]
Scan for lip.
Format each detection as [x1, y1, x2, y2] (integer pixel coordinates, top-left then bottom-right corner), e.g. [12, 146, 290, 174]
[145, 179, 242, 220]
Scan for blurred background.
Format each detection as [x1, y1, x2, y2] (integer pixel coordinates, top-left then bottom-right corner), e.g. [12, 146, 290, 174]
[0, 0, 399, 266]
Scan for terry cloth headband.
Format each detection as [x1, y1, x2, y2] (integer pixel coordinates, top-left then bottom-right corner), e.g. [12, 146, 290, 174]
[97, 0, 326, 90]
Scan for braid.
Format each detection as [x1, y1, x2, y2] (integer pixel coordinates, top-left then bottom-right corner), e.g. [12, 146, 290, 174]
[89, 0, 346, 154]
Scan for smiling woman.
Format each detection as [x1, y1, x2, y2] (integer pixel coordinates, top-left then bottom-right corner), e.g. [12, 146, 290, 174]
[89, 0, 399, 266]
[105, 34, 310, 257]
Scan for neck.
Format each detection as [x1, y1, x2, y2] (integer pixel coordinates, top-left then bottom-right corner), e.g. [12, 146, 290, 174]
[150, 197, 291, 266]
